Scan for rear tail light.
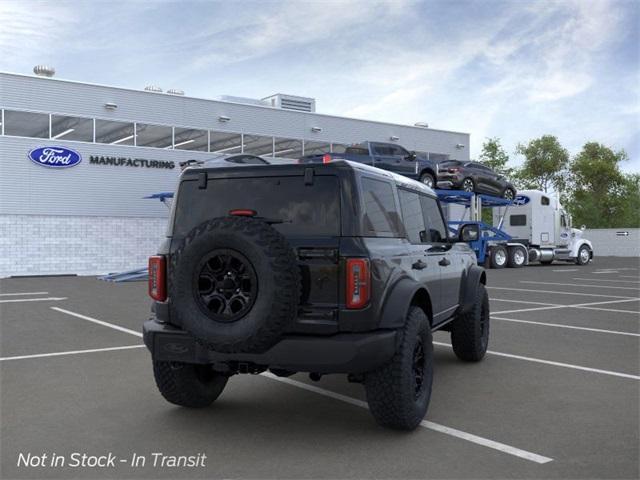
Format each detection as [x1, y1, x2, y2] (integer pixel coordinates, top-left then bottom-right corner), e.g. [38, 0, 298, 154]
[148, 256, 167, 302]
[346, 258, 370, 309]
[322, 153, 332, 164]
[448, 167, 460, 173]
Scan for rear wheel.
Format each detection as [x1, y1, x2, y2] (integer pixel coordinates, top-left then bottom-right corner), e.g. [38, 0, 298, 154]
[462, 178, 475, 192]
[576, 245, 591, 265]
[503, 188, 516, 201]
[507, 246, 526, 268]
[419, 172, 435, 189]
[153, 361, 228, 408]
[364, 306, 433, 430]
[451, 284, 489, 361]
[489, 245, 507, 269]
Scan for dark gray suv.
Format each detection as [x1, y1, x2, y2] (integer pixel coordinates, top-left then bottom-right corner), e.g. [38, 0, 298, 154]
[143, 160, 489, 430]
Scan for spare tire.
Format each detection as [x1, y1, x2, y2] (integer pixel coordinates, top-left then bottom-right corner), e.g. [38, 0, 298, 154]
[169, 216, 300, 353]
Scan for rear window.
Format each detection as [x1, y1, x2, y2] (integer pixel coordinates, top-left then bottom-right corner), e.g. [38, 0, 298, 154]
[172, 175, 340, 237]
[361, 177, 402, 236]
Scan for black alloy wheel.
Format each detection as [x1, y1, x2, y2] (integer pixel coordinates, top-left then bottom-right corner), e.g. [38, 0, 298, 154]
[195, 249, 257, 323]
[503, 188, 515, 201]
[462, 178, 475, 192]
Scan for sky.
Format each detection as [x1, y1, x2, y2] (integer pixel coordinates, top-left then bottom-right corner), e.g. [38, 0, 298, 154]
[1, 0, 638, 172]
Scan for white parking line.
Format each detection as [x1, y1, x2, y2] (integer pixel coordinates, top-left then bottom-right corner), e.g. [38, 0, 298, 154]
[0, 297, 67, 304]
[488, 286, 637, 299]
[492, 297, 640, 315]
[621, 275, 640, 279]
[0, 345, 145, 362]
[520, 281, 640, 291]
[492, 316, 640, 337]
[261, 372, 553, 464]
[492, 298, 564, 307]
[51, 307, 143, 338]
[573, 278, 640, 284]
[552, 269, 579, 272]
[0, 291, 49, 296]
[434, 342, 640, 380]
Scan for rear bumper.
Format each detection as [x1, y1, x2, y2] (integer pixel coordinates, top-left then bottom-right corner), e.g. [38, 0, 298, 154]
[143, 318, 397, 374]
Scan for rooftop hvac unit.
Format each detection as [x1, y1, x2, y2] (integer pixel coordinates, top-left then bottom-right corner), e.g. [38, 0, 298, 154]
[262, 94, 316, 113]
[33, 65, 55, 77]
[167, 89, 185, 95]
[144, 85, 163, 93]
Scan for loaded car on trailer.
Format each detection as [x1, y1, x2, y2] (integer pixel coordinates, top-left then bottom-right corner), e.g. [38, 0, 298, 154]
[144, 160, 490, 430]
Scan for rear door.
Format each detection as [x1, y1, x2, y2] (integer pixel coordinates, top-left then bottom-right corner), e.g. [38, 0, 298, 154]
[419, 194, 462, 321]
[397, 188, 443, 317]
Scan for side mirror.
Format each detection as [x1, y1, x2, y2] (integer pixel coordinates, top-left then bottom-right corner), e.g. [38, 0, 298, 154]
[458, 224, 480, 242]
[406, 151, 417, 161]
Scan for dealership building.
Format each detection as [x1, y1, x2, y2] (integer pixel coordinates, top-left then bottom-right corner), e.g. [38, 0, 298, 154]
[0, 69, 470, 278]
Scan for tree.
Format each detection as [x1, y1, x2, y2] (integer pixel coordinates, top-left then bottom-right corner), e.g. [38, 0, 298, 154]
[515, 135, 569, 193]
[565, 142, 638, 228]
[479, 137, 512, 175]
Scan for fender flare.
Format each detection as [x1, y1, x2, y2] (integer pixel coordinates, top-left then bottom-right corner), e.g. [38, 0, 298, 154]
[459, 265, 486, 314]
[378, 277, 433, 329]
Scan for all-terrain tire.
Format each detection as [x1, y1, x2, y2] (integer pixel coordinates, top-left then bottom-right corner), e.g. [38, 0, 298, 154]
[153, 361, 228, 408]
[169, 216, 300, 353]
[364, 306, 433, 430]
[450, 283, 489, 361]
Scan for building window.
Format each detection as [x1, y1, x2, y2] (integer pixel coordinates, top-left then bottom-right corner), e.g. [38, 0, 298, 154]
[210, 131, 243, 154]
[243, 134, 274, 156]
[135, 123, 173, 148]
[331, 143, 348, 154]
[95, 119, 135, 145]
[303, 140, 330, 156]
[3, 110, 49, 138]
[273, 137, 302, 159]
[51, 114, 93, 142]
[173, 127, 208, 151]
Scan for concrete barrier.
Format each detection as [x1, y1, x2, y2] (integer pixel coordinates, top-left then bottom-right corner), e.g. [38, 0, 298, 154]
[584, 228, 640, 257]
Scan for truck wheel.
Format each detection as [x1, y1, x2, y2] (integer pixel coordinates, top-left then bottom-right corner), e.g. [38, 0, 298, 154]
[364, 306, 433, 430]
[450, 283, 489, 361]
[419, 172, 435, 189]
[169, 216, 300, 353]
[576, 245, 591, 265]
[489, 245, 507, 269]
[503, 188, 516, 201]
[507, 246, 526, 268]
[152, 361, 228, 408]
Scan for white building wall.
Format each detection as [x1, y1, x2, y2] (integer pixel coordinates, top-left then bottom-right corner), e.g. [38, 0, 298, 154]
[0, 215, 168, 277]
[584, 228, 640, 257]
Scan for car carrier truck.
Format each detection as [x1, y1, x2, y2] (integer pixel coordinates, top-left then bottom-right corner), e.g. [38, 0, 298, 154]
[492, 190, 593, 266]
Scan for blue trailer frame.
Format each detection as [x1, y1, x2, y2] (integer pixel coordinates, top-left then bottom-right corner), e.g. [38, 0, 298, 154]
[435, 190, 514, 264]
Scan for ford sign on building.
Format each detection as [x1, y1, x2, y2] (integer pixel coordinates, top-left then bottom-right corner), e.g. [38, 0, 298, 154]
[0, 71, 470, 277]
[28, 146, 82, 168]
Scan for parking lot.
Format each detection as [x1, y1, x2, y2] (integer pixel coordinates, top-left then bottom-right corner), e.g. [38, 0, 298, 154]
[1, 256, 638, 479]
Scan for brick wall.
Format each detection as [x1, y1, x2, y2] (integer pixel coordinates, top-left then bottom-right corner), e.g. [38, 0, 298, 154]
[0, 214, 168, 277]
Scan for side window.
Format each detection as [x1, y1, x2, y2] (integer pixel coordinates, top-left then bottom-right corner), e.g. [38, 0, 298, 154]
[541, 196, 550, 206]
[361, 177, 401, 235]
[510, 215, 527, 226]
[398, 189, 426, 244]
[420, 195, 448, 243]
[390, 145, 409, 157]
[561, 214, 567, 227]
[372, 144, 392, 156]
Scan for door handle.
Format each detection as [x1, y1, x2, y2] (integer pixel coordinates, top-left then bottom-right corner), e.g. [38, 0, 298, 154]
[412, 260, 427, 270]
[439, 257, 451, 267]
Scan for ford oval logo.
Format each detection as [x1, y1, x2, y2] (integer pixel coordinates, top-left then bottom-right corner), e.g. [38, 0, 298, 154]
[513, 195, 530, 206]
[28, 146, 82, 168]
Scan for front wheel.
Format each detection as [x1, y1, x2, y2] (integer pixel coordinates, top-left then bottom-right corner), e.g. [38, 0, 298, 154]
[419, 172, 435, 189]
[451, 283, 489, 361]
[153, 361, 228, 408]
[364, 306, 433, 430]
[503, 188, 516, 201]
[576, 245, 591, 265]
[461, 178, 475, 192]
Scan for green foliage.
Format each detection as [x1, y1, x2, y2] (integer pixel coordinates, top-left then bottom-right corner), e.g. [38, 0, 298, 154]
[515, 135, 569, 193]
[479, 137, 512, 175]
[565, 143, 638, 228]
